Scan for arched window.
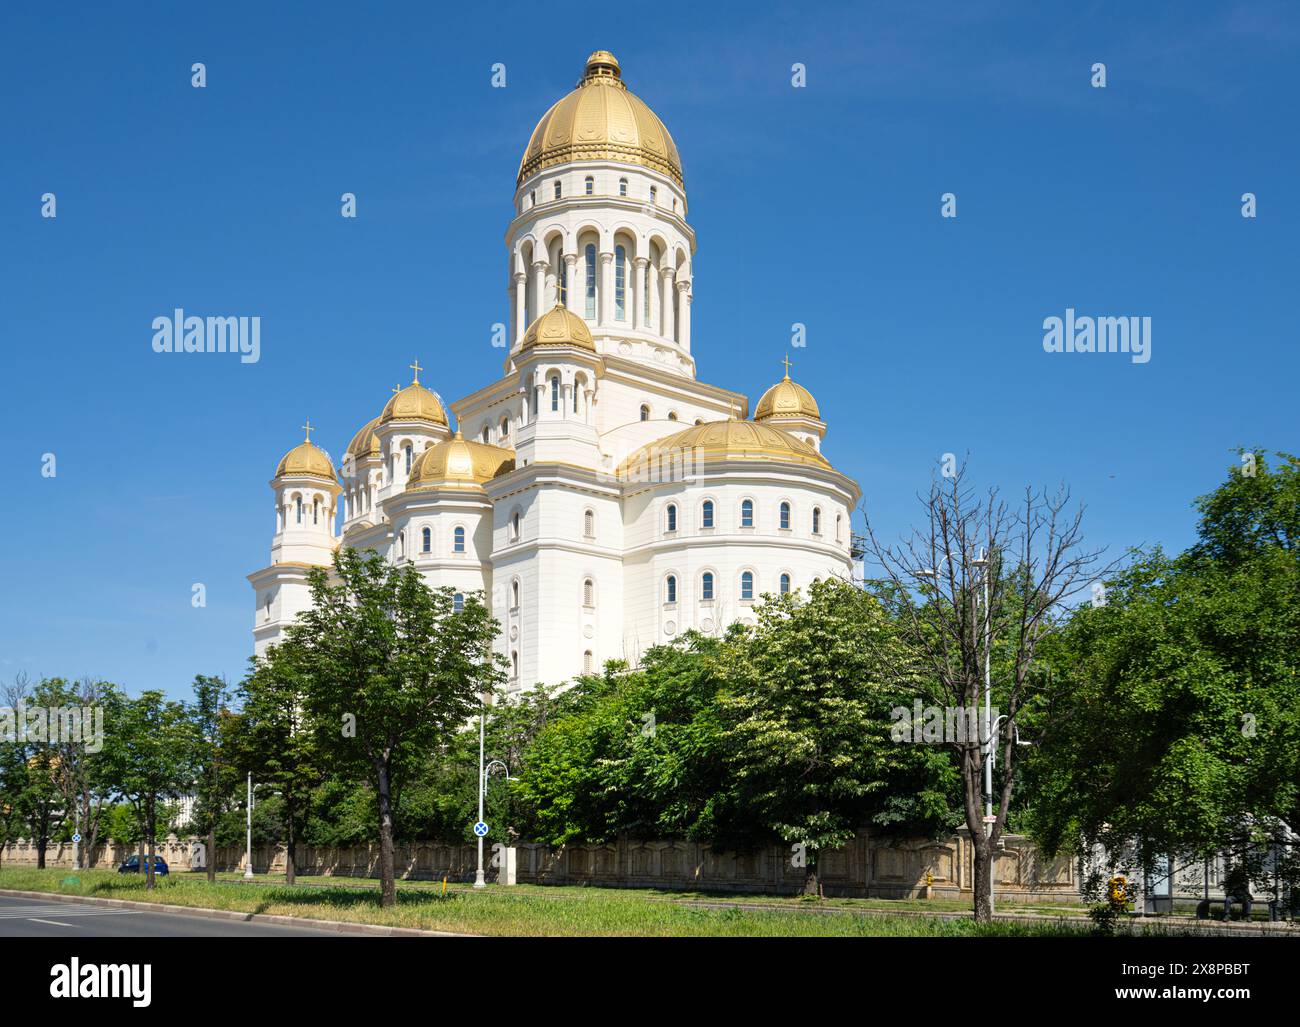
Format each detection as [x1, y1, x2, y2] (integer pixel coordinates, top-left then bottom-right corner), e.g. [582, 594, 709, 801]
[836, 513, 843, 541]
[453, 526, 465, 553]
[644, 263, 652, 322]
[741, 571, 754, 601]
[295, 496, 303, 524]
[397, 532, 405, 559]
[313, 498, 320, 525]
[665, 503, 677, 533]
[421, 526, 431, 553]
[573, 377, 580, 413]
[404, 445, 413, 475]
[701, 500, 714, 529]
[550, 375, 560, 412]
[779, 501, 791, 530]
[584, 176, 594, 195]
[500, 417, 509, 438]
[614, 246, 627, 320]
[482, 426, 490, 444]
[511, 651, 519, 680]
[584, 244, 597, 318]
[453, 592, 465, 613]
[557, 255, 567, 305]
[666, 575, 677, 604]
[667, 411, 677, 421]
[740, 499, 754, 528]
[264, 594, 272, 621]
[649, 186, 657, 205]
[511, 580, 520, 608]
[701, 572, 714, 602]
[552, 181, 561, 200]
[511, 511, 520, 541]
[583, 578, 594, 608]
[530, 190, 536, 207]
[583, 650, 593, 674]
[584, 509, 595, 538]
[639, 404, 650, 421]
[618, 177, 627, 196]
[812, 507, 822, 534]
[780, 573, 791, 595]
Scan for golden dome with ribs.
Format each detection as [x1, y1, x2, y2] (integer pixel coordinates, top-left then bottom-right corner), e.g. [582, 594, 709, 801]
[409, 433, 515, 490]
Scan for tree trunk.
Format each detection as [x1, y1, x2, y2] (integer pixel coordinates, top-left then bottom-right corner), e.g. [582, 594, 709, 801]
[803, 860, 822, 897]
[145, 797, 156, 891]
[286, 802, 297, 886]
[36, 836, 47, 870]
[206, 827, 216, 883]
[972, 839, 992, 923]
[375, 761, 396, 908]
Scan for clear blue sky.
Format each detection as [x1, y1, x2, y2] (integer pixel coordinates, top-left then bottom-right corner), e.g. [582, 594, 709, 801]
[2, 1, 1296, 698]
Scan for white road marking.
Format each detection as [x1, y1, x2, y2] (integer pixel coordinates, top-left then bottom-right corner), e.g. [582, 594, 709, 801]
[28, 918, 79, 928]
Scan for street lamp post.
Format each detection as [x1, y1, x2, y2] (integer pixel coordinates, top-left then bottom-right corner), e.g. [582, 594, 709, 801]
[244, 772, 254, 879]
[474, 700, 487, 889]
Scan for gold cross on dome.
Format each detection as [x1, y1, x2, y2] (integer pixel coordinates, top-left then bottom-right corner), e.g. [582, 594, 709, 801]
[301, 418, 314, 442]
[409, 358, 423, 384]
[782, 354, 793, 379]
[392, 383, 402, 395]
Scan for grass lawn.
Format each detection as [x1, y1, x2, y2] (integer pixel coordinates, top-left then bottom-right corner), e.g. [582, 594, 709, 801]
[0, 866, 1139, 936]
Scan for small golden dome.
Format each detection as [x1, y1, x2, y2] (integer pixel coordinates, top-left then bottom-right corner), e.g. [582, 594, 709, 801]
[619, 419, 830, 476]
[275, 440, 338, 482]
[754, 372, 821, 421]
[519, 303, 596, 353]
[519, 51, 683, 187]
[381, 381, 448, 427]
[345, 416, 383, 461]
[409, 432, 515, 490]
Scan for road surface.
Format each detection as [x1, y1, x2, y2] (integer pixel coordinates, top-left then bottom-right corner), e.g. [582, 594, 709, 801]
[0, 894, 361, 937]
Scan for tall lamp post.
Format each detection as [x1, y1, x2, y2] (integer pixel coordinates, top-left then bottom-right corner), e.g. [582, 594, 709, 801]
[474, 698, 487, 889]
[244, 772, 255, 879]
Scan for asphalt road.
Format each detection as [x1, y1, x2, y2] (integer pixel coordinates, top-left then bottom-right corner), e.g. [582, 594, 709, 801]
[0, 894, 358, 937]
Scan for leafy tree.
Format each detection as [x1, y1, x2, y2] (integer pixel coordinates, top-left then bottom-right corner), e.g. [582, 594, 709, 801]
[187, 675, 241, 882]
[286, 549, 504, 907]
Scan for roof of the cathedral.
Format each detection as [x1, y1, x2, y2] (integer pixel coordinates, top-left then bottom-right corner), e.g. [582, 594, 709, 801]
[754, 372, 821, 421]
[619, 418, 831, 476]
[409, 432, 515, 491]
[344, 415, 383, 461]
[275, 438, 338, 483]
[381, 380, 448, 427]
[519, 303, 597, 354]
[518, 51, 683, 188]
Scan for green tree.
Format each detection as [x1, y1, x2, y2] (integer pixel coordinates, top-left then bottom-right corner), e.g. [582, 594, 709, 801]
[286, 549, 504, 907]
[187, 675, 241, 882]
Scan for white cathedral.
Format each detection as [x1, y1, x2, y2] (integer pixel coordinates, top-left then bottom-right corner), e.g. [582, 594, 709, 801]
[249, 50, 861, 692]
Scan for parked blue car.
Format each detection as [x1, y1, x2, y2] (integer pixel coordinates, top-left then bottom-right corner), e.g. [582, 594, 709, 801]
[117, 854, 169, 876]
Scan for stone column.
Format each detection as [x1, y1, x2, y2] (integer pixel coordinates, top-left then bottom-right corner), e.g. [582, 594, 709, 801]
[632, 257, 648, 331]
[532, 261, 548, 318]
[676, 279, 691, 351]
[513, 271, 527, 344]
[648, 263, 659, 335]
[599, 251, 614, 326]
[564, 253, 580, 314]
[660, 266, 676, 343]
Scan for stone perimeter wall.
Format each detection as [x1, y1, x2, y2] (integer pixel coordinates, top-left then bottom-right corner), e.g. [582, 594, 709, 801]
[0, 829, 1081, 903]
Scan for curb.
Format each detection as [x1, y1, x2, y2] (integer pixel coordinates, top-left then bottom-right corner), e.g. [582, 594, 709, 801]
[0, 888, 474, 937]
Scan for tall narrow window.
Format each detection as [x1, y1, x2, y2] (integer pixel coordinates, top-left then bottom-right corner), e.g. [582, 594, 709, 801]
[779, 501, 791, 530]
[583, 578, 594, 607]
[313, 498, 320, 525]
[453, 592, 465, 613]
[500, 417, 509, 438]
[666, 503, 677, 532]
[421, 526, 431, 553]
[511, 651, 519, 680]
[741, 571, 754, 601]
[453, 526, 465, 553]
[649, 186, 657, 205]
[584, 244, 597, 318]
[405, 445, 413, 474]
[780, 573, 791, 595]
[584, 509, 595, 538]
[741, 499, 754, 528]
[554, 181, 562, 200]
[584, 176, 593, 195]
[583, 650, 593, 674]
[643, 264, 651, 322]
[836, 514, 843, 541]
[614, 246, 626, 321]
[701, 500, 714, 529]
[640, 404, 650, 421]
[511, 512, 520, 540]
[397, 532, 405, 559]
[666, 575, 677, 604]
[618, 178, 627, 196]
[812, 507, 822, 534]
[482, 426, 490, 444]
[511, 580, 520, 607]
[550, 375, 560, 412]
[295, 496, 303, 524]
[701, 572, 714, 602]
[557, 256, 567, 305]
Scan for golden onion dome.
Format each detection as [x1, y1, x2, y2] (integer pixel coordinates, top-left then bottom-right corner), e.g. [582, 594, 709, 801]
[409, 432, 515, 490]
[519, 51, 683, 188]
[275, 439, 338, 483]
[381, 381, 448, 427]
[345, 416, 383, 461]
[519, 303, 596, 354]
[754, 371, 821, 421]
[619, 419, 830, 476]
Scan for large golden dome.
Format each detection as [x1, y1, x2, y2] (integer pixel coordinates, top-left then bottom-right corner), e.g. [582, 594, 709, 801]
[519, 303, 596, 353]
[409, 432, 515, 491]
[754, 372, 821, 421]
[275, 439, 338, 482]
[518, 51, 683, 188]
[619, 419, 830, 476]
[381, 381, 448, 427]
[345, 416, 383, 461]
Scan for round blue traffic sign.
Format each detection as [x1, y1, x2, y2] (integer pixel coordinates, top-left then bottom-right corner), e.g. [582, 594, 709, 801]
[72, 833, 82, 843]
[473, 821, 489, 837]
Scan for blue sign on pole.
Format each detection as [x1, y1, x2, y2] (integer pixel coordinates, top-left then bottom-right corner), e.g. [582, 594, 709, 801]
[72, 833, 82, 843]
[473, 821, 489, 837]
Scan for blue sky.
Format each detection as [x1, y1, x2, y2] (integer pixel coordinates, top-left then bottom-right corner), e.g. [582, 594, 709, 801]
[1, 1, 1296, 698]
